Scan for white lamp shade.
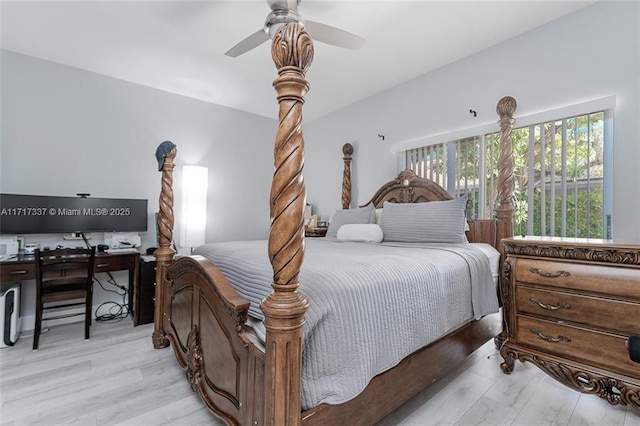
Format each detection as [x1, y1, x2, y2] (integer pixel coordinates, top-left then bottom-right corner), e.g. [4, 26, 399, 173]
[180, 165, 208, 248]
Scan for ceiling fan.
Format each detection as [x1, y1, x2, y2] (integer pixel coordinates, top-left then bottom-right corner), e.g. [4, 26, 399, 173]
[225, 0, 365, 57]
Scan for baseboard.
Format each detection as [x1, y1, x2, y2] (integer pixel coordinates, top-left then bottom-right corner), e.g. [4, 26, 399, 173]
[42, 305, 86, 327]
[20, 306, 85, 333]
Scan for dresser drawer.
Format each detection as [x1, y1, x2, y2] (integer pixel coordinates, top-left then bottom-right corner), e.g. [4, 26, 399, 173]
[516, 315, 640, 378]
[516, 286, 640, 334]
[515, 258, 640, 299]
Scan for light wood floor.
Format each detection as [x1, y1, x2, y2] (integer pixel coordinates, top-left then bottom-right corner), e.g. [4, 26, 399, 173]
[1, 319, 639, 426]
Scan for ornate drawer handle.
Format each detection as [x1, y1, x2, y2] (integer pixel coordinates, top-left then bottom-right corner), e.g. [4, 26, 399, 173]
[10, 270, 29, 275]
[529, 297, 571, 311]
[96, 263, 110, 269]
[530, 328, 571, 343]
[529, 267, 571, 278]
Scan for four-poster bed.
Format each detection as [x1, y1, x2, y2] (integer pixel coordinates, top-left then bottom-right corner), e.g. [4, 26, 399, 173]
[152, 23, 517, 425]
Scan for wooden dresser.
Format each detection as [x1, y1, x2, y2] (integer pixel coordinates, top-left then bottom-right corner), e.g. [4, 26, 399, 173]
[496, 237, 640, 410]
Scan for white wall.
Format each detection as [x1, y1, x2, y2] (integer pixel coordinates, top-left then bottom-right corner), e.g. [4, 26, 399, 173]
[1, 50, 278, 244]
[1, 50, 277, 329]
[304, 1, 640, 241]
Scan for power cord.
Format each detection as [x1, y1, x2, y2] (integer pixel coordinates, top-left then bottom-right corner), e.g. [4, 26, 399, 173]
[487, 309, 510, 360]
[93, 271, 130, 322]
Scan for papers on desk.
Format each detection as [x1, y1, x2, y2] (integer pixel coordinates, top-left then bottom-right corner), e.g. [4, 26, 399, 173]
[105, 248, 139, 254]
[104, 233, 141, 251]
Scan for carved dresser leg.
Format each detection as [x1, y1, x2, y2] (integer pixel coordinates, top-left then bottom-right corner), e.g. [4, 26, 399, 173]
[499, 347, 516, 374]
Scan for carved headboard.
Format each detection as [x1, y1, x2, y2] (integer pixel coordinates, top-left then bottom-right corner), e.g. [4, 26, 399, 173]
[362, 169, 453, 207]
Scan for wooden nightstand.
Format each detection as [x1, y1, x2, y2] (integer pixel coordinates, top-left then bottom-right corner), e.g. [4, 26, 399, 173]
[496, 236, 640, 410]
[135, 256, 156, 326]
[305, 227, 327, 237]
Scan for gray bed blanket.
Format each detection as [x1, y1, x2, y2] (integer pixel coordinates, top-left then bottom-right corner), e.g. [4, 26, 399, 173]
[194, 239, 498, 410]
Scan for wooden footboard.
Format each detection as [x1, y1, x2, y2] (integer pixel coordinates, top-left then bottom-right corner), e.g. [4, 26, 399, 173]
[163, 255, 265, 425]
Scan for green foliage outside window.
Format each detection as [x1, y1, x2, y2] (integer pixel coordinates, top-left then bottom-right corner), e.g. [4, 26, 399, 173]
[511, 113, 603, 238]
[408, 112, 605, 238]
[454, 113, 604, 238]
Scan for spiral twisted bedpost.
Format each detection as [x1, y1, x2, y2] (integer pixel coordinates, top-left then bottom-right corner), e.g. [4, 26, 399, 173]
[342, 143, 353, 209]
[152, 145, 176, 349]
[495, 96, 517, 264]
[261, 22, 313, 426]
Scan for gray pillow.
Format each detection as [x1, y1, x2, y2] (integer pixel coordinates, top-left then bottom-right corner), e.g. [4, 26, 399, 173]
[326, 204, 376, 238]
[381, 197, 468, 243]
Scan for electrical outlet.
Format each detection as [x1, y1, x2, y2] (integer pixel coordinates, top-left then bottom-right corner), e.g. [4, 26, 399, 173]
[63, 232, 92, 240]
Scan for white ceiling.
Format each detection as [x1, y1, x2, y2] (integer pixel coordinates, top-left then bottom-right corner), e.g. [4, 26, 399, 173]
[1, 1, 595, 121]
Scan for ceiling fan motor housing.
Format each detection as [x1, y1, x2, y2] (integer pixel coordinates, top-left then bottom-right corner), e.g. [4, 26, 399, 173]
[264, 9, 303, 38]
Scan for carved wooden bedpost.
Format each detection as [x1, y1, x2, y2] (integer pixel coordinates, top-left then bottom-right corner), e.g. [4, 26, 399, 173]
[495, 96, 517, 260]
[152, 143, 177, 349]
[342, 143, 353, 209]
[261, 22, 313, 426]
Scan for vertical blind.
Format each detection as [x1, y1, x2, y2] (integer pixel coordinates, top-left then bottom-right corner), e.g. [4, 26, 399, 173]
[404, 111, 607, 238]
[405, 135, 498, 221]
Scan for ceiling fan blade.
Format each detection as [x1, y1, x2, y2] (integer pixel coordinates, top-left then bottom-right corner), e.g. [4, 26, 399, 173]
[225, 29, 270, 57]
[304, 20, 365, 50]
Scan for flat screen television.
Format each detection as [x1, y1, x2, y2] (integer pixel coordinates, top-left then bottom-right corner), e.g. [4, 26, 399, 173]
[0, 194, 148, 235]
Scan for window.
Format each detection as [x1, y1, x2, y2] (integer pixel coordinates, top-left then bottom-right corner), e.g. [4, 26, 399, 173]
[405, 109, 611, 239]
[405, 136, 496, 220]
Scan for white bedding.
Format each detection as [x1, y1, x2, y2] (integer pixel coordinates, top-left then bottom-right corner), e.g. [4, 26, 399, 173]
[470, 242, 501, 278]
[194, 239, 499, 410]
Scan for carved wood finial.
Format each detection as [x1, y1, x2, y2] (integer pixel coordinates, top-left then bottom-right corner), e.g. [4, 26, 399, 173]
[152, 144, 176, 349]
[271, 23, 314, 72]
[342, 143, 353, 209]
[262, 22, 312, 426]
[496, 96, 517, 118]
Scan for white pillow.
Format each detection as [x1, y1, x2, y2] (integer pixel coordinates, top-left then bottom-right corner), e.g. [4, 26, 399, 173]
[336, 224, 384, 243]
[326, 204, 376, 238]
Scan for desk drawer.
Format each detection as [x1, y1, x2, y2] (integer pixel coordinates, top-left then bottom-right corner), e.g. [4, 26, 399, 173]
[2, 254, 138, 280]
[516, 286, 640, 334]
[515, 258, 640, 299]
[516, 315, 640, 378]
[95, 253, 138, 272]
[0, 262, 35, 282]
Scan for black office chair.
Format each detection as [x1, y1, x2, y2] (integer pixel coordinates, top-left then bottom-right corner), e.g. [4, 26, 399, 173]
[33, 247, 96, 350]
